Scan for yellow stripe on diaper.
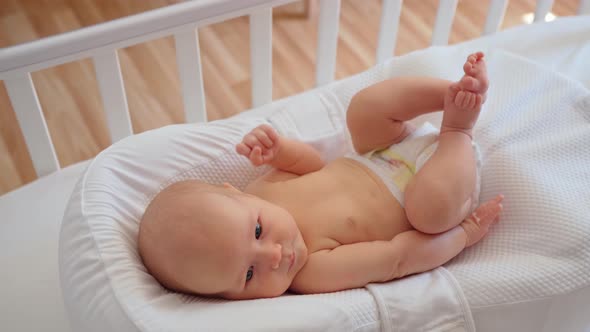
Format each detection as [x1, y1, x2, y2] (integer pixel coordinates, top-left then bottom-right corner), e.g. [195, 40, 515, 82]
[378, 149, 417, 173]
[369, 148, 416, 192]
[392, 168, 413, 191]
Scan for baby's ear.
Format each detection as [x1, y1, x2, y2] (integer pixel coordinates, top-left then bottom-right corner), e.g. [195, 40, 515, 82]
[222, 182, 241, 193]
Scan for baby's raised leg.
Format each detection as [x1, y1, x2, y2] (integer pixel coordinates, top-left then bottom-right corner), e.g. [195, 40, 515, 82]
[404, 52, 488, 234]
[389, 196, 502, 279]
[346, 77, 451, 155]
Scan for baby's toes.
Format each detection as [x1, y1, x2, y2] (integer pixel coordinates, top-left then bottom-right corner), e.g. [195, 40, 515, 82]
[464, 56, 479, 73]
[463, 61, 474, 76]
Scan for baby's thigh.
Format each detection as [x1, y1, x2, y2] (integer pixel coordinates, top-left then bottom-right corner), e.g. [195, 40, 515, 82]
[346, 111, 413, 154]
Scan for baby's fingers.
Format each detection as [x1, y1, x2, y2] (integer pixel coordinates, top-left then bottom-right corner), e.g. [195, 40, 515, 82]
[251, 146, 264, 166]
[253, 128, 274, 149]
[259, 124, 279, 144]
[236, 143, 251, 156]
[242, 133, 260, 149]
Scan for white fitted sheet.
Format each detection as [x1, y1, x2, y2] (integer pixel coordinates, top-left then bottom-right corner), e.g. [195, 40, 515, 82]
[0, 160, 90, 332]
[1, 16, 590, 332]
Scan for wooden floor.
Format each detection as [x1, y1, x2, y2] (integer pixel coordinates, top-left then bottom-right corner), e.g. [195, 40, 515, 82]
[0, 0, 580, 195]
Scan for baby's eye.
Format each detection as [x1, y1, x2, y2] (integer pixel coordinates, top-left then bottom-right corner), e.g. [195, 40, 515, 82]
[255, 221, 262, 239]
[246, 266, 254, 281]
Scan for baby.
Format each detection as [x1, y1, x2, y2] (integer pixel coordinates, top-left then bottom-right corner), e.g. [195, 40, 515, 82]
[138, 52, 503, 300]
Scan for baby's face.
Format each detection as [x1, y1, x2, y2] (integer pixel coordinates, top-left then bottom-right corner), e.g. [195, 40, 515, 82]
[179, 188, 308, 300]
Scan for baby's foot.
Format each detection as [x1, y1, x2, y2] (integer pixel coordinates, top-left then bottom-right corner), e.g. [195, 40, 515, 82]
[441, 52, 489, 137]
[461, 52, 489, 97]
[460, 194, 503, 247]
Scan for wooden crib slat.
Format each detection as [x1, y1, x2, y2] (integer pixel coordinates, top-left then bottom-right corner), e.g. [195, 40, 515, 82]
[482, 0, 508, 35]
[534, 0, 554, 22]
[315, 0, 341, 87]
[174, 28, 207, 123]
[93, 50, 133, 141]
[4, 73, 59, 176]
[578, 0, 590, 14]
[249, 8, 273, 108]
[376, 0, 403, 64]
[431, 0, 458, 46]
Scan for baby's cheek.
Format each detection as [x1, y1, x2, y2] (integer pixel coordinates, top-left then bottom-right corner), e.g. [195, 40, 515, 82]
[261, 274, 291, 298]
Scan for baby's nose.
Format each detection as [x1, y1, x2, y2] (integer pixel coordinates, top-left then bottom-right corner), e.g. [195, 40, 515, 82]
[266, 243, 282, 270]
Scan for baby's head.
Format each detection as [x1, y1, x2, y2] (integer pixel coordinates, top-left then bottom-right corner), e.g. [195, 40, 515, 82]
[138, 180, 307, 300]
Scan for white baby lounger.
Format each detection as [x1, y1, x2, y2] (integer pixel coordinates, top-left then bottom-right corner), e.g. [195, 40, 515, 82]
[57, 24, 590, 332]
[1, 1, 590, 330]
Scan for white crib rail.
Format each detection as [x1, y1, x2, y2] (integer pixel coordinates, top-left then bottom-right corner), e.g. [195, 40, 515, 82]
[93, 50, 134, 142]
[315, 0, 341, 87]
[0, 0, 586, 179]
[580, 0, 590, 15]
[376, 0, 403, 64]
[534, 0, 555, 22]
[0, 0, 297, 177]
[431, 0, 459, 46]
[4, 74, 60, 176]
[174, 28, 207, 123]
[483, 0, 509, 35]
[250, 8, 274, 107]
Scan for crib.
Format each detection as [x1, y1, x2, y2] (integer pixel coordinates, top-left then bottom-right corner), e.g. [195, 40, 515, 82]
[1, 1, 590, 331]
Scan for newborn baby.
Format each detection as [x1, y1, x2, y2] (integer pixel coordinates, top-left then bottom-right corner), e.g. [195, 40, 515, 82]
[138, 52, 503, 300]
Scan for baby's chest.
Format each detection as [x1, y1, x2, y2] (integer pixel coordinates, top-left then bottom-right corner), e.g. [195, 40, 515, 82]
[297, 192, 410, 250]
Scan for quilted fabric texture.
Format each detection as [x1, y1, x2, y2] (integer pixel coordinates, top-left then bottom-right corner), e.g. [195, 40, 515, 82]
[445, 52, 590, 307]
[59, 45, 589, 331]
[330, 49, 590, 308]
[59, 87, 383, 332]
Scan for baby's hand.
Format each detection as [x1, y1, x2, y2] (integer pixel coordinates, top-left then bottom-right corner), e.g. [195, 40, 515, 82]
[236, 124, 281, 166]
[461, 195, 504, 247]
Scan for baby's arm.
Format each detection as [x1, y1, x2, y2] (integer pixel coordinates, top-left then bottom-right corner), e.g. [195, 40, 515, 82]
[290, 227, 467, 294]
[291, 196, 502, 294]
[236, 124, 324, 175]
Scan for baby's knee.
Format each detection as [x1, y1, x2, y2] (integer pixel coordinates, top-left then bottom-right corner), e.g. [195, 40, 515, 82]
[346, 94, 365, 134]
[404, 181, 456, 234]
[346, 98, 371, 154]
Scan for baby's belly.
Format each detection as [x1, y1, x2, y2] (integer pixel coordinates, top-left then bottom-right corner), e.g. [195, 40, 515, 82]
[289, 158, 413, 249]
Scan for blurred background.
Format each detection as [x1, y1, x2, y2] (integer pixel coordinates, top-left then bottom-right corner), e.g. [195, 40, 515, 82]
[0, 0, 580, 194]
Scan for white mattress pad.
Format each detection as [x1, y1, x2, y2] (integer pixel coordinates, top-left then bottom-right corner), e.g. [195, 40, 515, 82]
[329, 47, 590, 306]
[60, 42, 590, 332]
[2, 16, 590, 332]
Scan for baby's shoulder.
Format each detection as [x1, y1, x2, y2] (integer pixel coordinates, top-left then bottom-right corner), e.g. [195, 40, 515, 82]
[244, 169, 299, 195]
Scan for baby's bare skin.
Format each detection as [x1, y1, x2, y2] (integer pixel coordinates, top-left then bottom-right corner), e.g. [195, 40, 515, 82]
[245, 156, 413, 254]
[138, 52, 503, 300]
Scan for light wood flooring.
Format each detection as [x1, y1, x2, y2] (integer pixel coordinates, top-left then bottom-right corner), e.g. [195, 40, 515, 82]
[0, 0, 580, 195]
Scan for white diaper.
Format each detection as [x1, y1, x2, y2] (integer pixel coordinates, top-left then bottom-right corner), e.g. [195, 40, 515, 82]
[346, 122, 481, 210]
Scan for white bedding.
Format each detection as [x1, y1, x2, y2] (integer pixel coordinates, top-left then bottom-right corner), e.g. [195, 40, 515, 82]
[1, 16, 590, 332]
[0, 160, 90, 331]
